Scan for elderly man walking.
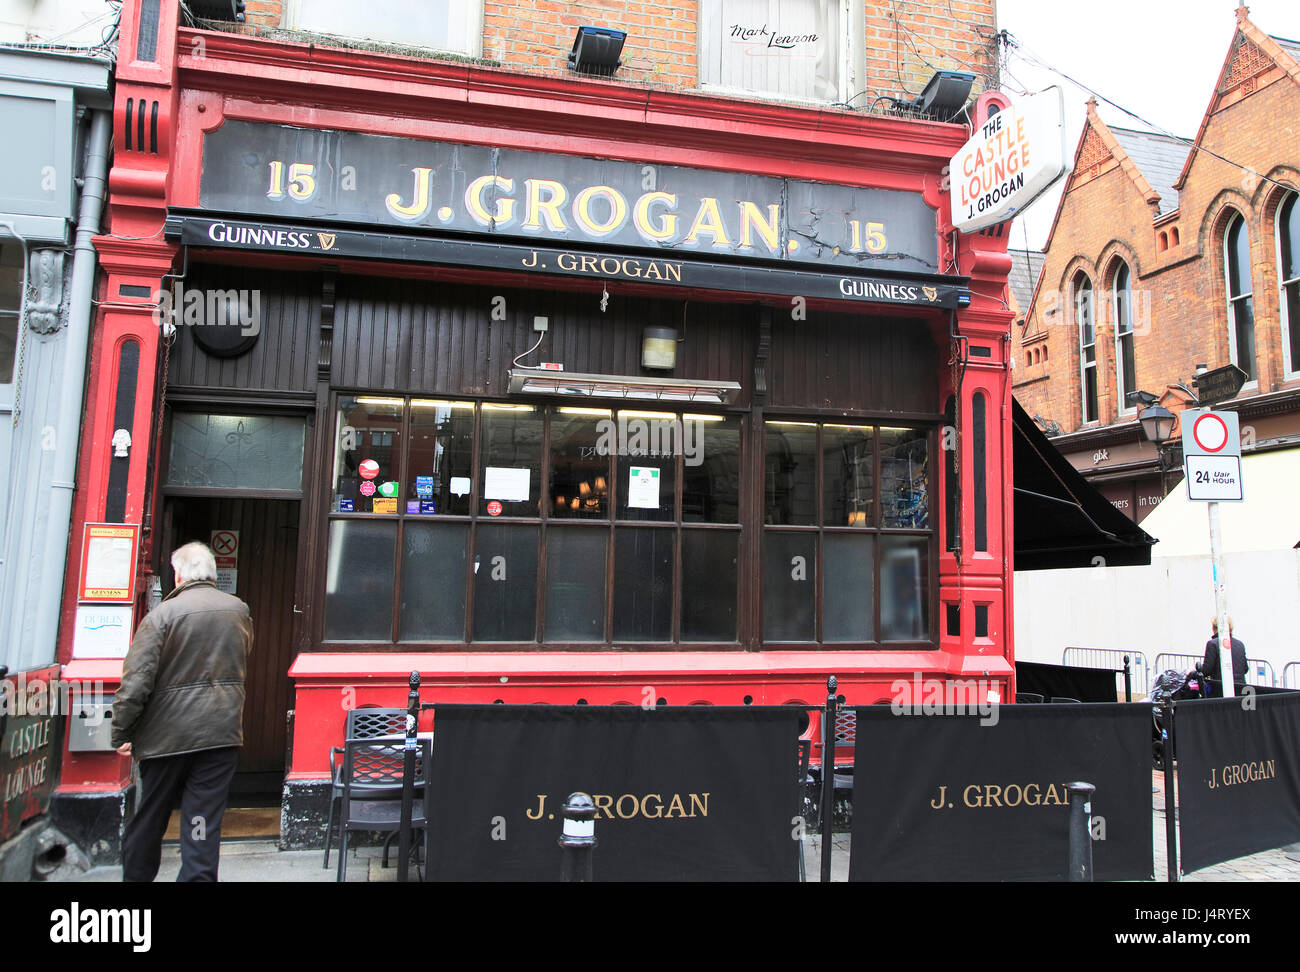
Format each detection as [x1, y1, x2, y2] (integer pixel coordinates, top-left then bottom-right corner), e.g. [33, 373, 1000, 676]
[114, 541, 253, 882]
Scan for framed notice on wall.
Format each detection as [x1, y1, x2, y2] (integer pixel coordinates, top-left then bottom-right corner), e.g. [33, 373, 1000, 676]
[77, 523, 139, 603]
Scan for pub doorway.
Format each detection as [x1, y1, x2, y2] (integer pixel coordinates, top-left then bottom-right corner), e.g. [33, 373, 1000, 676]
[159, 496, 300, 801]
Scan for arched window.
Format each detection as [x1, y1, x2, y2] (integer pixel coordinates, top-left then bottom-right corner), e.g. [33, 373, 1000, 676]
[1074, 273, 1097, 423]
[1225, 212, 1256, 381]
[1278, 193, 1300, 376]
[1113, 263, 1136, 412]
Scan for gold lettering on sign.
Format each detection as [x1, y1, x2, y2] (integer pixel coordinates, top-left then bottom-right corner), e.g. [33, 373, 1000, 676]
[386, 167, 432, 220]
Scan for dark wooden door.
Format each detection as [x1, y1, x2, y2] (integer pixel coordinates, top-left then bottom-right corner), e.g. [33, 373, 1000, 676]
[162, 497, 299, 783]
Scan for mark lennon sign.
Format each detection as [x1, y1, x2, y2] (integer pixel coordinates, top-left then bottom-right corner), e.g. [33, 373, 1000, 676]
[199, 120, 940, 273]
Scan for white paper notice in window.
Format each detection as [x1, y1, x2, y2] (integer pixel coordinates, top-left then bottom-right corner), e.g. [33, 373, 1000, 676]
[484, 467, 531, 502]
[628, 466, 661, 509]
[699, 0, 842, 103]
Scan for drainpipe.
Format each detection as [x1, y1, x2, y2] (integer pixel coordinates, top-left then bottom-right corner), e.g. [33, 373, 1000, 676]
[27, 108, 111, 669]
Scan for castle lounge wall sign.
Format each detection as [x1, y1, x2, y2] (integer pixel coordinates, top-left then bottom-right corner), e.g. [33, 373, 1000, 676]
[199, 120, 940, 273]
[167, 211, 965, 309]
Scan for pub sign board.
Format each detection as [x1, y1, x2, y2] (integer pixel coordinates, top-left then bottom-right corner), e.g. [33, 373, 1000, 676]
[848, 702, 1153, 881]
[425, 704, 803, 881]
[199, 120, 941, 274]
[1, 665, 63, 843]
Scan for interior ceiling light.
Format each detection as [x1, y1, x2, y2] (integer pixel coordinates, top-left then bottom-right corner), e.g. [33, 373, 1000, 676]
[508, 369, 740, 405]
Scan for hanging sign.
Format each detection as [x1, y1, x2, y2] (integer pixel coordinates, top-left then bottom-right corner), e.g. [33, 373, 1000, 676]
[950, 88, 1068, 233]
[77, 523, 140, 604]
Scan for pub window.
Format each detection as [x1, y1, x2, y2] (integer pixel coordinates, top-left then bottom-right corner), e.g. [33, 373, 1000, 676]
[1113, 262, 1137, 414]
[698, 0, 852, 104]
[283, 0, 483, 57]
[1224, 212, 1257, 382]
[167, 413, 306, 491]
[1276, 193, 1300, 376]
[322, 398, 741, 645]
[763, 419, 932, 645]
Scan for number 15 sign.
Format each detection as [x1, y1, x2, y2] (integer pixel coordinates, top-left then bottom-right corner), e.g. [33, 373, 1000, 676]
[1181, 410, 1243, 502]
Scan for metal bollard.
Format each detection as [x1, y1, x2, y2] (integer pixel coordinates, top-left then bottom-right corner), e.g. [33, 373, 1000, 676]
[1066, 782, 1095, 881]
[1161, 694, 1179, 882]
[820, 675, 838, 884]
[1123, 656, 1132, 703]
[559, 792, 597, 882]
[397, 670, 420, 882]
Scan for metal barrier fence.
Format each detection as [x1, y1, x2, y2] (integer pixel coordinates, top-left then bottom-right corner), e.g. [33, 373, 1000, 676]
[1062, 647, 1148, 700]
[1154, 652, 1276, 687]
[1285, 662, 1300, 690]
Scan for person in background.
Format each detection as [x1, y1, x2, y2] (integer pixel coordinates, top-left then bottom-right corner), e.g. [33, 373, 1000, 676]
[1200, 616, 1247, 698]
[113, 542, 253, 882]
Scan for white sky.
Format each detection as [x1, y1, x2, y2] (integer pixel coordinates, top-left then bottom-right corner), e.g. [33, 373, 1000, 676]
[996, 0, 1299, 249]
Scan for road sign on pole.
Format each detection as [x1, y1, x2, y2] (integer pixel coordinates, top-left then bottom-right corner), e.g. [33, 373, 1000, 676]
[1180, 409, 1242, 697]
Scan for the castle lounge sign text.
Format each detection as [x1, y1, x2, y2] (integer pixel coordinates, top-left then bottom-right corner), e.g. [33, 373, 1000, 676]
[199, 120, 940, 274]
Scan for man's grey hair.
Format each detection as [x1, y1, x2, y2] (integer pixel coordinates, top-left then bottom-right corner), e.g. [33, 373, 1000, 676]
[172, 542, 218, 583]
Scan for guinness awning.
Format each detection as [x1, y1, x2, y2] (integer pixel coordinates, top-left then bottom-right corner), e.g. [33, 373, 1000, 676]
[1013, 398, 1155, 570]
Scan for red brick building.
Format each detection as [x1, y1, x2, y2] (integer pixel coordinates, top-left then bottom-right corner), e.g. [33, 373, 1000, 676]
[1013, 7, 1300, 521]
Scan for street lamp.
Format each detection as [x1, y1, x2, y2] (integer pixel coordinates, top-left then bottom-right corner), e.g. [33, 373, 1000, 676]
[1137, 401, 1178, 496]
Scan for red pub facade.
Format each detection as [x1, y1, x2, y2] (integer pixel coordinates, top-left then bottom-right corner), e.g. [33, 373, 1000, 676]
[55, 1, 1016, 848]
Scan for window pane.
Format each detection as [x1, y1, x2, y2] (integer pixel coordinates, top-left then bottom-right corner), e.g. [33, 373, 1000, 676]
[682, 417, 740, 523]
[881, 536, 929, 641]
[0, 244, 21, 384]
[1227, 216, 1251, 296]
[879, 428, 929, 529]
[765, 422, 817, 525]
[1120, 331, 1137, 405]
[295, 0, 474, 53]
[550, 409, 611, 520]
[823, 533, 875, 642]
[545, 527, 607, 642]
[332, 396, 403, 513]
[1233, 296, 1257, 380]
[763, 532, 815, 641]
[324, 519, 396, 640]
[480, 405, 542, 517]
[681, 530, 738, 641]
[1281, 195, 1299, 283]
[613, 527, 674, 641]
[615, 410, 677, 521]
[167, 413, 306, 490]
[399, 521, 468, 642]
[408, 400, 474, 516]
[472, 524, 538, 641]
[822, 425, 874, 527]
[1286, 282, 1300, 371]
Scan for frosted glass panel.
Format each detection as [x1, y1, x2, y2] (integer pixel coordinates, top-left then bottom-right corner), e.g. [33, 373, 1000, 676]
[167, 413, 305, 490]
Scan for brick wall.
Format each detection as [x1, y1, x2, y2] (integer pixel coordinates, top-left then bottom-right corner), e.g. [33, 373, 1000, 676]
[1015, 23, 1300, 436]
[217, 0, 997, 104]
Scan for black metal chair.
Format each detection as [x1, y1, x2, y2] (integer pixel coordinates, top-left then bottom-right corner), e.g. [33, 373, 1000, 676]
[323, 707, 407, 868]
[1050, 697, 1082, 704]
[796, 739, 812, 882]
[335, 737, 433, 882]
[1014, 692, 1045, 704]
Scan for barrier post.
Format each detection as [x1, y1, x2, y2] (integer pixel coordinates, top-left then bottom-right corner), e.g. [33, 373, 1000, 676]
[1123, 656, 1132, 703]
[820, 675, 838, 883]
[559, 792, 598, 882]
[1066, 782, 1095, 881]
[1160, 695, 1179, 882]
[397, 670, 420, 882]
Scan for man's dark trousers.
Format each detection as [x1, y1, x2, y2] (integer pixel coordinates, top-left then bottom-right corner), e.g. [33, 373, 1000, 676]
[123, 747, 240, 882]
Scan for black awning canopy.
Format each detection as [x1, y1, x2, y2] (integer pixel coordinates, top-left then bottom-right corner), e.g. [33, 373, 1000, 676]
[1013, 398, 1155, 570]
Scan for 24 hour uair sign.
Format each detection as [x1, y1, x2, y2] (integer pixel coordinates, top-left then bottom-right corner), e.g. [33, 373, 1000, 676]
[198, 120, 940, 274]
[950, 88, 1068, 233]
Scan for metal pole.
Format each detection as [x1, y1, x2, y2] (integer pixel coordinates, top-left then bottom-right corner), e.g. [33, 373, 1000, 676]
[1208, 503, 1236, 699]
[1066, 782, 1095, 881]
[559, 792, 598, 881]
[397, 670, 420, 882]
[1161, 695, 1179, 882]
[819, 675, 838, 884]
[1123, 656, 1132, 703]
